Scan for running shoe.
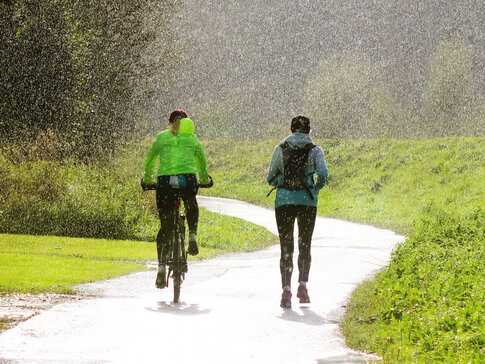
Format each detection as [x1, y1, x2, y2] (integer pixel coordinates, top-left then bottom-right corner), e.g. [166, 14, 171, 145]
[280, 290, 292, 309]
[297, 285, 310, 303]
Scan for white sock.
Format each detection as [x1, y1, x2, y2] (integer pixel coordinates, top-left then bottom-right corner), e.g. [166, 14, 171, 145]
[299, 281, 307, 288]
[283, 286, 291, 292]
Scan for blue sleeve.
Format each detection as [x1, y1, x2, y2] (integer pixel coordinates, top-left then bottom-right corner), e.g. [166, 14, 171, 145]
[266, 146, 283, 186]
[313, 147, 328, 190]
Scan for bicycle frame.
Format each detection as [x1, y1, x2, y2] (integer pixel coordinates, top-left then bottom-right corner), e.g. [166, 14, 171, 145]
[141, 176, 213, 303]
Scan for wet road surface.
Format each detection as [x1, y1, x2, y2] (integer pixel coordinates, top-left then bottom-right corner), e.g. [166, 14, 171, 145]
[0, 196, 404, 363]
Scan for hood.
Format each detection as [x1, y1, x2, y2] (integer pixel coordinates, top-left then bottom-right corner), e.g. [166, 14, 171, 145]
[282, 132, 313, 148]
[179, 118, 195, 135]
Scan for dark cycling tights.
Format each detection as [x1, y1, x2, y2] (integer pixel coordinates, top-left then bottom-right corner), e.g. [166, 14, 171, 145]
[275, 205, 317, 288]
[155, 174, 199, 262]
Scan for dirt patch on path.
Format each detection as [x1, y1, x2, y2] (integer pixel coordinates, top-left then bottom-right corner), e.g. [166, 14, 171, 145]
[0, 293, 86, 333]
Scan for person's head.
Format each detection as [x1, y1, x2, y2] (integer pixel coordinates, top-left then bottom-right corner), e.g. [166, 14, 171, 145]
[168, 109, 188, 135]
[291, 115, 311, 134]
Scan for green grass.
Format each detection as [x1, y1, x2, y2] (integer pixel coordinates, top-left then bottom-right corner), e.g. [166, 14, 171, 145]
[341, 210, 485, 362]
[0, 206, 276, 294]
[202, 137, 485, 234]
[2, 136, 484, 361]
[0, 252, 145, 294]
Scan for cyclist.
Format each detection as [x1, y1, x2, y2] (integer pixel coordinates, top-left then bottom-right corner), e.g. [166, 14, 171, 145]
[142, 109, 210, 288]
[266, 116, 328, 309]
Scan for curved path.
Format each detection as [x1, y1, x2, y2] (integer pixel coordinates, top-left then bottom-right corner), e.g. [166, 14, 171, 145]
[0, 196, 404, 363]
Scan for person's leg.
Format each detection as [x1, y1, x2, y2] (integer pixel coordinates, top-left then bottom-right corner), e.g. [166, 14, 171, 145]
[181, 191, 198, 235]
[296, 205, 317, 283]
[155, 180, 176, 288]
[181, 174, 199, 255]
[295, 205, 317, 303]
[275, 205, 297, 289]
[156, 183, 176, 263]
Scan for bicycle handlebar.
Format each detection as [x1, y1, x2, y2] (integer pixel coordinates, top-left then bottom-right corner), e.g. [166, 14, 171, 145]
[140, 179, 157, 191]
[198, 176, 214, 188]
[140, 176, 214, 191]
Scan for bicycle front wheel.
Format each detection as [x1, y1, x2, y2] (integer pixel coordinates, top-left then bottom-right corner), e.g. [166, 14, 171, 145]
[173, 273, 181, 303]
[172, 214, 186, 303]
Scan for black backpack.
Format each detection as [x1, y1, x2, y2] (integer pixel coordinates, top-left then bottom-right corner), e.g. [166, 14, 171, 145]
[268, 141, 316, 198]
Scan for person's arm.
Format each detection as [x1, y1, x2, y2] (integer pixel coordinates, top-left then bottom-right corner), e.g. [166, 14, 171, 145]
[266, 146, 283, 186]
[143, 137, 160, 183]
[195, 142, 210, 184]
[313, 147, 328, 190]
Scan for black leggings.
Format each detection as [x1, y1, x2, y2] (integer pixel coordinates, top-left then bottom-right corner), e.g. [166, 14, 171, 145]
[275, 205, 317, 288]
[155, 175, 199, 263]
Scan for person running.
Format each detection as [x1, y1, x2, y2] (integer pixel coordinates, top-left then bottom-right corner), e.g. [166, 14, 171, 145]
[266, 116, 328, 309]
[142, 109, 210, 288]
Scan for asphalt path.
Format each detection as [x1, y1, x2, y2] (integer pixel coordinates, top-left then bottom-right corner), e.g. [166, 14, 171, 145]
[0, 196, 404, 363]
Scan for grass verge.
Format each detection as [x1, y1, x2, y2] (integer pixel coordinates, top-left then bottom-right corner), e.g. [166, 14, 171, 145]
[341, 210, 485, 362]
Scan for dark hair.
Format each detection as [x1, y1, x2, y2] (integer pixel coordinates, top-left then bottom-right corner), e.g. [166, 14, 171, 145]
[291, 115, 310, 134]
[169, 109, 188, 123]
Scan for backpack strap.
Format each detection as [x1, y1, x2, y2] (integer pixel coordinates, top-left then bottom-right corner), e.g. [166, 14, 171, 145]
[267, 142, 288, 186]
[266, 186, 277, 197]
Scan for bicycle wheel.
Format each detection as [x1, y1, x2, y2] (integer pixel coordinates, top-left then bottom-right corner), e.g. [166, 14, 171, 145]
[172, 215, 185, 303]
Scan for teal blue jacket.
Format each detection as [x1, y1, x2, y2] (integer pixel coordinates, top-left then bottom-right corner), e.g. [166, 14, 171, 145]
[266, 133, 328, 208]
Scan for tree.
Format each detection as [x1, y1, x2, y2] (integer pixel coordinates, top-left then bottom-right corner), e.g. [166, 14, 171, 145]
[0, 0, 179, 160]
[303, 55, 411, 139]
[422, 37, 482, 136]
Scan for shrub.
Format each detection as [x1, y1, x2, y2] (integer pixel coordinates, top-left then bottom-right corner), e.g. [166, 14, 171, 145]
[0, 154, 154, 240]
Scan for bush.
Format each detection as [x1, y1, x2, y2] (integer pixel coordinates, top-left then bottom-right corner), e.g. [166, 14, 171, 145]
[0, 153, 155, 240]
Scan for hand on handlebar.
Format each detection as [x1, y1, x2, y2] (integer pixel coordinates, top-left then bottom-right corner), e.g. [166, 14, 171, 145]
[198, 175, 214, 188]
[140, 178, 156, 191]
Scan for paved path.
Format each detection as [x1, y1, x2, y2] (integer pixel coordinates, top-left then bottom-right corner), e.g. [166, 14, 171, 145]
[0, 196, 404, 363]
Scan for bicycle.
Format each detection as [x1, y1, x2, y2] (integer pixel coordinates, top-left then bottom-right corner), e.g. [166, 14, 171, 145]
[141, 176, 213, 303]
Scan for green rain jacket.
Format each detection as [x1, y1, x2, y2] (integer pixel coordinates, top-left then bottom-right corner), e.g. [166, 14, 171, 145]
[143, 118, 210, 184]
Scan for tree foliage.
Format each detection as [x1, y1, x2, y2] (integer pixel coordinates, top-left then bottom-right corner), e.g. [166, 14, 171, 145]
[0, 0, 178, 160]
[303, 42, 484, 139]
[422, 37, 485, 137]
[303, 56, 413, 139]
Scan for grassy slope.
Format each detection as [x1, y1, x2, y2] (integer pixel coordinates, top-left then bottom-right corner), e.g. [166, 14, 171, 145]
[200, 137, 485, 362]
[202, 137, 485, 234]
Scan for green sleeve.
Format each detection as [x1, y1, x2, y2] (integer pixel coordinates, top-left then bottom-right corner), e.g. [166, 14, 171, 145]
[195, 142, 210, 184]
[143, 138, 159, 183]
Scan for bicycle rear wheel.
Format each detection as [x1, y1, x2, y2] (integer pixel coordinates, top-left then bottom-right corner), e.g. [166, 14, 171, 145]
[172, 215, 186, 303]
